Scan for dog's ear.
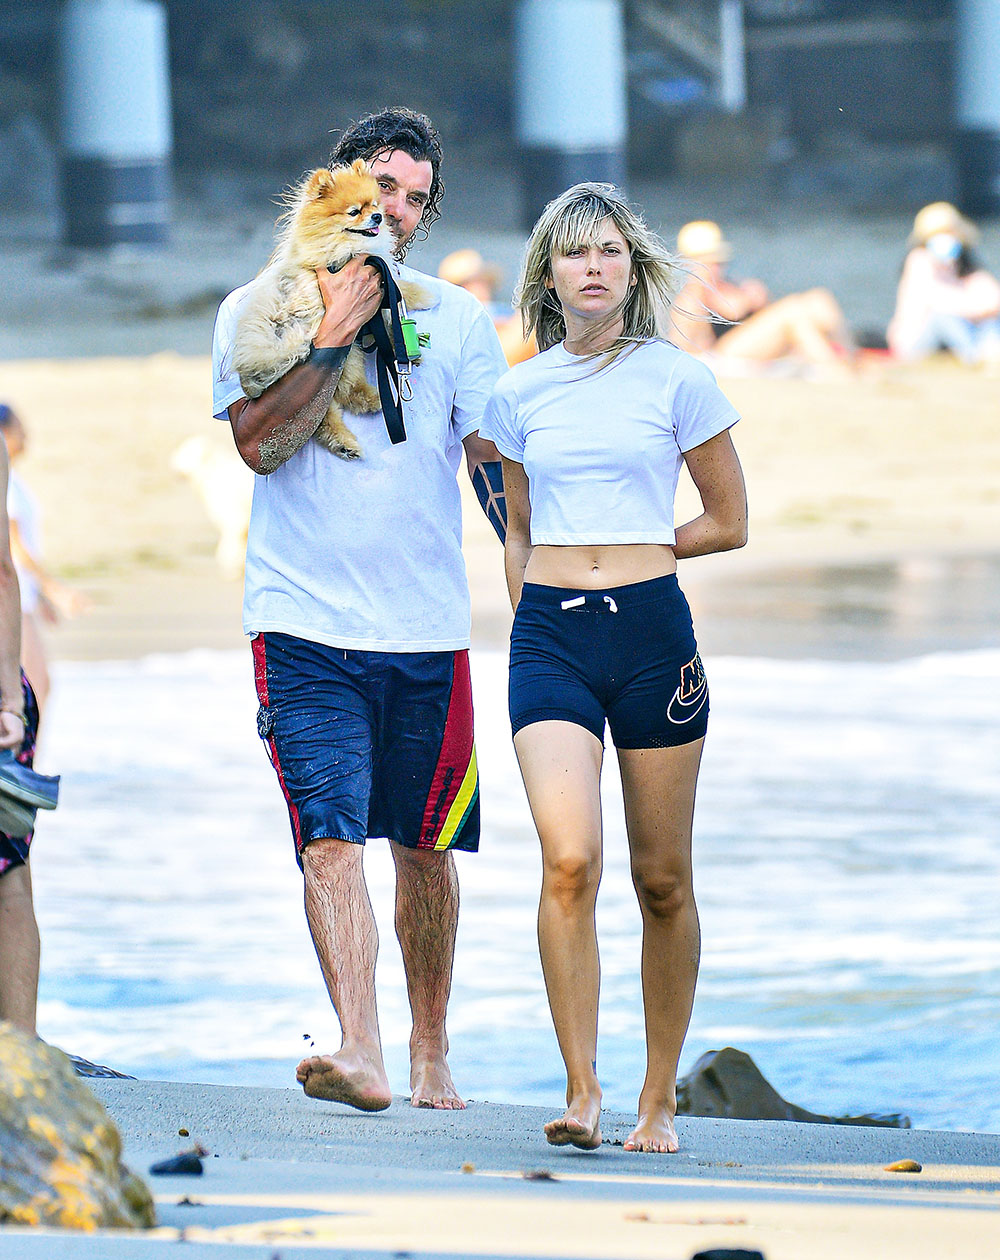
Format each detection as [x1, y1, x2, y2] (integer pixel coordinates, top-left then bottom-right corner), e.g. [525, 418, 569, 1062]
[305, 168, 337, 199]
[351, 159, 372, 179]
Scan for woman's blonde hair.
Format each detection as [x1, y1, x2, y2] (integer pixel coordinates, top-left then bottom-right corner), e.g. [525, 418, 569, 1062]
[515, 182, 683, 362]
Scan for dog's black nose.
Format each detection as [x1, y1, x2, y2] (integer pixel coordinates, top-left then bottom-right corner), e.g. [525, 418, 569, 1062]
[371, 213, 382, 225]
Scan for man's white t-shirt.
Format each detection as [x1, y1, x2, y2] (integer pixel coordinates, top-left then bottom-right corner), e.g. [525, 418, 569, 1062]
[479, 340, 739, 546]
[212, 268, 506, 651]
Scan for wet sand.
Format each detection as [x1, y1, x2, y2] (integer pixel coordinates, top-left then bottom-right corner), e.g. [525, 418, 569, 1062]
[3, 1077, 997, 1258]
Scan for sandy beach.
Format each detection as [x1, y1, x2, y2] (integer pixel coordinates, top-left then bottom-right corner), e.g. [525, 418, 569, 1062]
[0, 1077, 996, 1258]
[1, 353, 998, 662]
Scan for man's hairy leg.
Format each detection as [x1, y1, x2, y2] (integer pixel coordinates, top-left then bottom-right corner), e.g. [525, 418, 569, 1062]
[0, 864, 40, 1036]
[390, 843, 465, 1109]
[296, 838, 392, 1110]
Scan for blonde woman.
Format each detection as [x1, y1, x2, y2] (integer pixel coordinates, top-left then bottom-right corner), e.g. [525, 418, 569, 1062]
[480, 184, 746, 1154]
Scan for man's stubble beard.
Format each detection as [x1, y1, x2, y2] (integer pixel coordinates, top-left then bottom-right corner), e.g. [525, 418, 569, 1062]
[390, 225, 414, 262]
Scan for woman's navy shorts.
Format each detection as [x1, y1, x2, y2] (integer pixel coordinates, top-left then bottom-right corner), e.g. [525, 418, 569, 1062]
[509, 574, 709, 749]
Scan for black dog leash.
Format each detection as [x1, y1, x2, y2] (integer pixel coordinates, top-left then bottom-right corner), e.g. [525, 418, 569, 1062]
[357, 255, 415, 446]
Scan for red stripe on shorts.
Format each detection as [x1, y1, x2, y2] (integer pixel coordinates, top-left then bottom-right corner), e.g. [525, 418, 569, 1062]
[252, 632, 270, 704]
[251, 634, 304, 852]
[418, 650, 474, 849]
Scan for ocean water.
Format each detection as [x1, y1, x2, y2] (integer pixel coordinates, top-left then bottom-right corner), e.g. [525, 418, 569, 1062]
[30, 646, 1000, 1133]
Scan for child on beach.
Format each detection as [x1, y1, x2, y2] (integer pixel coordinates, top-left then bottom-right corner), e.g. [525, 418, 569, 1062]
[480, 184, 746, 1153]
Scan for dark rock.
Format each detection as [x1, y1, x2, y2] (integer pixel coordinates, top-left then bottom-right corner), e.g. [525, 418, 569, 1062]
[149, 1150, 204, 1176]
[0, 1021, 155, 1230]
[692, 1251, 767, 1260]
[677, 1047, 911, 1128]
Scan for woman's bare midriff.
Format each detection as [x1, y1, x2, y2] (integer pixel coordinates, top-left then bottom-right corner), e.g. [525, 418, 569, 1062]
[524, 543, 677, 590]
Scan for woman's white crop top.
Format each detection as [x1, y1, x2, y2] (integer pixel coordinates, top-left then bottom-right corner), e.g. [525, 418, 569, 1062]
[479, 339, 739, 546]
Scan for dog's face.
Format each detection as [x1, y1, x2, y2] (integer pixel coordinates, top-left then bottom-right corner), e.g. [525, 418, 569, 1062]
[289, 160, 386, 267]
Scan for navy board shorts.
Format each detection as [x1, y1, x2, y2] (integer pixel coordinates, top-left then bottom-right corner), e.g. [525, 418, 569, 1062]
[509, 574, 709, 749]
[252, 633, 479, 865]
[0, 673, 41, 877]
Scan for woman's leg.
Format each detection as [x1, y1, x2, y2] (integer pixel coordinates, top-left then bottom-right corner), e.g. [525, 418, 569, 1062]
[718, 288, 848, 366]
[617, 737, 705, 1152]
[928, 312, 985, 364]
[514, 719, 605, 1149]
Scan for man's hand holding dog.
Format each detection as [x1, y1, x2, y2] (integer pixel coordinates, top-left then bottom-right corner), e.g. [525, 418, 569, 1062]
[228, 258, 384, 474]
[314, 257, 383, 348]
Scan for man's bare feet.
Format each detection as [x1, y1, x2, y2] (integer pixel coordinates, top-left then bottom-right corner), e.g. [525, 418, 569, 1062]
[544, 1092, 602, 1150]
[410, 1055, 466, 1109]
[296, 1050, 392, 1112]
[623, 1108, 679, 1153]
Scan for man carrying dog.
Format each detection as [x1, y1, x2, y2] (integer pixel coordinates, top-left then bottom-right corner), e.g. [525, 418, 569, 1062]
[212, 108, 507, 1111]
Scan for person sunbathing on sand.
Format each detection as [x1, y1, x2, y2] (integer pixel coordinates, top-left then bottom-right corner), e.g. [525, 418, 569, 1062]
[887, 201, 1000, 365]
[669, 220, 853, 373]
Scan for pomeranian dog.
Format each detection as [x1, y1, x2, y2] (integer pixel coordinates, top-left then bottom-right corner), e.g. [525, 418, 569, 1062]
[231, 159, 428, 459]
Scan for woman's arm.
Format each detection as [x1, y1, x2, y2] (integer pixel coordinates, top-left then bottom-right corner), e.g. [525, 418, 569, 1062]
[501, 455, 533, 610]
[951, 270, 1000, 321]
[712, 276, 769, 321]
[673, 429, 747, 559]
[888, 250, 928, 351]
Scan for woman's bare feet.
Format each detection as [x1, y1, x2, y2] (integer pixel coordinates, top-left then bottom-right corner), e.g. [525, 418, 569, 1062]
[623, 1107, 679, 1153]
[295, 1049, 392, 1112]
[410, 1055, 465, 1109]
[544, 1090, 602, 1150]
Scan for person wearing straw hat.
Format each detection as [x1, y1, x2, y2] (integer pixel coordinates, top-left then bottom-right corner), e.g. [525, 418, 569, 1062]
[670, 220, 851, 371]
[887, 202, 1000, 365]
[438, 248, 537, 366]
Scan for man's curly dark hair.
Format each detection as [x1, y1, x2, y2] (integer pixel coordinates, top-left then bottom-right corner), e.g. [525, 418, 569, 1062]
[330, 107, 444, 250]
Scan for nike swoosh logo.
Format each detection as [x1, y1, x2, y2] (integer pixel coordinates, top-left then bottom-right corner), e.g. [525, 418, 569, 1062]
[666, 680, 708, 725]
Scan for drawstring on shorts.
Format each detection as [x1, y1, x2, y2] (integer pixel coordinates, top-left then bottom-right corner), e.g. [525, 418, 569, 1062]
[558, 593, 619, 613]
